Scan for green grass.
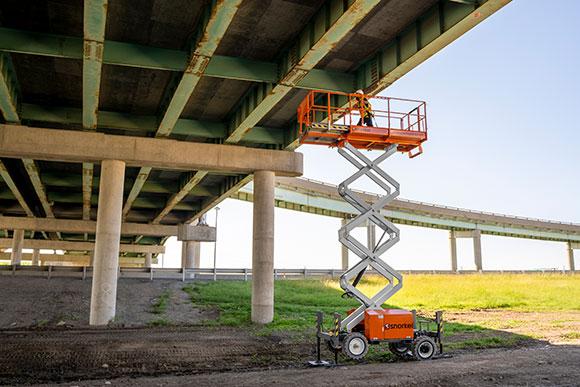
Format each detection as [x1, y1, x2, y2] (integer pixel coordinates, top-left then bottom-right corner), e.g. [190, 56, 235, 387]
[186, 274, 579, 327]
[184, 280, 360, 332]
[352, 274, 580, 311]
[151, 290, 171, 315]
[181, 274, 579, 350]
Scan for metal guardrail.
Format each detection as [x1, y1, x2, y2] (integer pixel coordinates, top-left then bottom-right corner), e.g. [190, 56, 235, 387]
[0, 265, 575, 281]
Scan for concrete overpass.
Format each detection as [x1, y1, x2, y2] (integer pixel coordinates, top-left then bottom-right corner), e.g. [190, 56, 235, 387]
[0, 0, 511, 325]
[234, 177, 580, 271]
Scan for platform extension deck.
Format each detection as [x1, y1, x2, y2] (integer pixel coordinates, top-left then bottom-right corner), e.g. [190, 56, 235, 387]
[298, 91, 427, 155]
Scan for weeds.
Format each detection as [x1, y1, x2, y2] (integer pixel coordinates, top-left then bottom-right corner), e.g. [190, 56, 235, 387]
[561, 332, 580, 340]
[151, 290, 171, 315]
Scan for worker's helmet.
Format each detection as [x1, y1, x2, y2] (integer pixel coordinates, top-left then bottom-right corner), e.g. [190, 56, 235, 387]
[355, 89, 364, 95]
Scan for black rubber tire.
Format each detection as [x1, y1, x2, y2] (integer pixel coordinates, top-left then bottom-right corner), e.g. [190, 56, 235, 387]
[342, 332, 369, 361]
[389, 342, 412, 359]
[412, 336, 437, 361]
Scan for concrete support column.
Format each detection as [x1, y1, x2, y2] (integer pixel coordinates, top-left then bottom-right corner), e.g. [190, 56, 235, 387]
[251, 170, 275, 324]
[449, 230, 458, 272]
[567, 242, 575, 272]
[31, 248, 40, 266]
[341, 218, 348, 271]
[473, 229, 483, 271]
[144, 253, 153, 268]
[10, 229, 24, 265]
[89, 160, 125, 326]
[181, 241, 198, 268]
[193, 242, 201, 268]
[181, 242, 187, 268]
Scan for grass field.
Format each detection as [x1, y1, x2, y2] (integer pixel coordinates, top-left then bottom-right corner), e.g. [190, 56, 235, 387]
[349, 274, 580, 311]
[183, 274, 579, 349]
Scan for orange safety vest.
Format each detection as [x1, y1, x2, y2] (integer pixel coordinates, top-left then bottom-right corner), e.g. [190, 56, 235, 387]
[356, 97, 374, 118]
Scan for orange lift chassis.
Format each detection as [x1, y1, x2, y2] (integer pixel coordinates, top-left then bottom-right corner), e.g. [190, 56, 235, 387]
[299, 91, 443, 365]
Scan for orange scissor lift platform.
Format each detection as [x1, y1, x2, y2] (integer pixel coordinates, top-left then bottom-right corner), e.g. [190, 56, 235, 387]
[302, 91, 443, 364]
[297, 90, 428, 156]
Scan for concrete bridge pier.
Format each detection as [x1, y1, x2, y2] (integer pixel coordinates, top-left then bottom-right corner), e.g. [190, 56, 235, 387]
[252, 170, 275, 324]
[31, 248, 40, 266]
[10, 229, 24, 265]
[144, 252, 153, 268]
[181, 241, 200, 269]
[568, 242, 577, 272]
[449, 230, 458, 272]
[89, 160, 126, 326]
[450, 230, 483, 272]
[192, 242, 201, 268]
[473, 230, 483, 271]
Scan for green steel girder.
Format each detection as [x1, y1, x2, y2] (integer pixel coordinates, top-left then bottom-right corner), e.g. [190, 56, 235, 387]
[0, 188, 15, 200]
[0, 53, 20, 122]
[188, 174, 252, 223]
[21, 159, 54, 218]
[21, 158, 61, 239]
[20, 103, 284, 145]
[284, 0, 512, 150]
[225, 0, 378, 144]
[355, 0, 511, 94]
[0, 160, 34, 216]
[40, 172, 218, 196]
[0, 27, 355, 93]
[122, 166, 152, 218]
[21, 103, 224, 138]
[124, 1, 242, 223]
[151, 170, 208, 224]
[39, 172, 84, 188]
[47, 191, 199, 212]
[156, 0, 243, 137]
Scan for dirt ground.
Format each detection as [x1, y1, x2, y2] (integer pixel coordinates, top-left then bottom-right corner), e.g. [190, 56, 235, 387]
[60, 345, 580, 387]
[0, 277, 579, 386]
[0, 326, 302, 385]
[0, 326, 578, 386]
[445, 310, 580, 345]
[0, 277, 215, 328]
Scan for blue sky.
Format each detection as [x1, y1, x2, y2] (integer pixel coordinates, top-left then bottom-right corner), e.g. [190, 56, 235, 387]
[161, 0, 580, 271]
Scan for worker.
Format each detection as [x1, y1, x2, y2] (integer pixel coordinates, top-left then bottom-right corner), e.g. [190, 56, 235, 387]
[353, 89, 374, 127]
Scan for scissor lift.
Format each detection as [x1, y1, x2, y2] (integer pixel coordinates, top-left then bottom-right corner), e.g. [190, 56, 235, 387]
[298, 91, 442, 363]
